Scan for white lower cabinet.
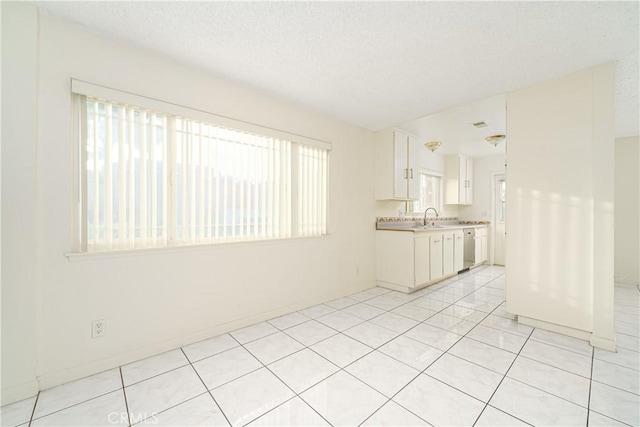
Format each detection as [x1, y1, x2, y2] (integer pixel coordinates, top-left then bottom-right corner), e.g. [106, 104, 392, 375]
[430, 235, 444, 282]
[442, 233, 455, 276]
[414, 235, 430, 285]
[376, 230, 464, 292]
[454, 230, 464, 272]
[376, 229, 465, 293]
[474, 227, 489, 266]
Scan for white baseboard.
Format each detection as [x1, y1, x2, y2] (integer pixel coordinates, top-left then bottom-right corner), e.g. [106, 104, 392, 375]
[590, 335, 617, 352]
[37, 282, 374, 391]
[1, 379, 39, 406]
[518, 315, 591, 341]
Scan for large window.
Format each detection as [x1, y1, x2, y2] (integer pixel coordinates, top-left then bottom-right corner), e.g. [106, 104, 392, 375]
[407, 171, 442, 214]
[77, 85, 329, 252]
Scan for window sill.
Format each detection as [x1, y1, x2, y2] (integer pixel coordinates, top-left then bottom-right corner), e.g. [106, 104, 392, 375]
[66, 234, 331, 262]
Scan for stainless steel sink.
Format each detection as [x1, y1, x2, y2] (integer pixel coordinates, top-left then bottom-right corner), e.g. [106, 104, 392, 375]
[411, 225, 445, 230]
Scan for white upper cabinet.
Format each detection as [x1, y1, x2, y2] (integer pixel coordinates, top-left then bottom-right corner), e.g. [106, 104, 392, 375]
[375, 128, 421, 200]
[445, 154, 473, 205]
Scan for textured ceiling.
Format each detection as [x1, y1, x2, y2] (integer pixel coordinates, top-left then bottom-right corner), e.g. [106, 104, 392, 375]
[35, 1, 639, 137]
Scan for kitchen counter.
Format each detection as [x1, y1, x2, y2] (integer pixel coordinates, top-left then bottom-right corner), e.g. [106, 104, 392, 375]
[376, 222, 489, 233]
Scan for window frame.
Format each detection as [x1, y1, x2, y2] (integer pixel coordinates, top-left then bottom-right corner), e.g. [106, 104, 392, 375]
[70, 79, 331, 255]
[405, 169, 444, 215]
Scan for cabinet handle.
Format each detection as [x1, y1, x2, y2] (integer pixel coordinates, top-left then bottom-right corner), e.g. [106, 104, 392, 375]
[433, 240, 441, 243]
[404, 169, 408, 179]
[446, 237, 452, 240]
[410, 168, 414, 178]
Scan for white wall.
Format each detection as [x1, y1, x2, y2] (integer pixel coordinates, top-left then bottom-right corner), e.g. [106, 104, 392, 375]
[458, 154, 505, 222]
[615, 136, 640, 285]
[505, 63, 615, 349]
[1, 3, 39, 404]
[1, 3, 377, 403]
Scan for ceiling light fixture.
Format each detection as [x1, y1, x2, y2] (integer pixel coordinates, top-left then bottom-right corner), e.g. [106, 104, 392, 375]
[485, 134, 506, 147]
[425, 141, 442, 152]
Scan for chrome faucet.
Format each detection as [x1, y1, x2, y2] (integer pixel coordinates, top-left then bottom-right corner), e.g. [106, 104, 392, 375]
[423, 207, 440, 225]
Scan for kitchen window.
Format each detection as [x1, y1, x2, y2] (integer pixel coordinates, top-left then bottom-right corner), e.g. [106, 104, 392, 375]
[74, 81, 330, 252]
[407, 171, 442, 214]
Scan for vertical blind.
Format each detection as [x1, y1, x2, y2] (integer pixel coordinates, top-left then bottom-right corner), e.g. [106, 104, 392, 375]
[82, 95, 328, 252]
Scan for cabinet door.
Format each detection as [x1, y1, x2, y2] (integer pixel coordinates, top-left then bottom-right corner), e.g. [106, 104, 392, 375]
[474, 233, 482, 265]
[430, 235, 444, 281]
[481, 232, 488, 263]
[414, 235, 430, 285]
[465, 157, 473, 205]
[457, 156, 466, 204]
[393, 130, 408, 198]
[454, 231, 464, 272]
[443, 233, 454, 276]
[407, 135, 421, 200]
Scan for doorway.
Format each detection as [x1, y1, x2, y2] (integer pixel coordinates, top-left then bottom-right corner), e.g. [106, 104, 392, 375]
[493, 174, 506, 265]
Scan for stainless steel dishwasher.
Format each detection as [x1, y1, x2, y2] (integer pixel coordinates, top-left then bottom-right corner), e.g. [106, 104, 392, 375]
[463, 228, 475, 269]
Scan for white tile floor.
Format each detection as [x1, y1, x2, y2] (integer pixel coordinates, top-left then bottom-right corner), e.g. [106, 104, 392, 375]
[2, 266, 639, 427]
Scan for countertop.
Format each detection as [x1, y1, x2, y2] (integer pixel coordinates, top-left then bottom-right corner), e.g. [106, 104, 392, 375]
[376, 223, 489, 233]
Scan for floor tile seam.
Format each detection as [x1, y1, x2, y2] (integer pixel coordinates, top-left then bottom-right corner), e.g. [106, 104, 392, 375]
[442, 351, 513, 377]
[267, 353, 341, 396]
[516, 353, 592, 379]
[122, 361, 192, 388]
[526, 336, 593, 358]
[118, 367, 132, 427]
[476, 320, 535, 339]
[612, 329, 640, 340]
[296, 328, 377, 370]
[231, 329, 282, 346]
[241, 394, 325, 427]
[279, 322, 340, 348]
[128, 390, 211, 427]
[591, 355, 639, 372]
[357, 393, 432, 427]
[266, 318, 312, 331]
[185, 341, 245, 365]
[29, 387, 124, 422]
[614, 343, 640, 353]
[180, 348, 233, 427]
[472, 328, 534, 426]
[27, 391, 39, 427]
[342, 365, 422, 402]
[183, 342, 243, 364]
[588, 408, 636, 427]
[506, 375, 593, 411]
[590, 377, 640, 397]
[482, 404, 534, 426]
[614, 331, 640, 344]
[593, 352, 640, 368]
[422, 372, 489, 404]
[586, 345, 595, 427]
[475, 321, 532, 339]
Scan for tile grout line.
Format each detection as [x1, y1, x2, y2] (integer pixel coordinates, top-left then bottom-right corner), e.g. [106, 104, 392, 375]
[27, 391, 39, 427]
[587, 346, 595, 427]
[230, 331, 335, 426]
[179, 347, 233, 427]
[119, 368, 132, 427]
[360, 289, 505, 426]
[471, 327, 535, 427]
[226, 271, 501, 425]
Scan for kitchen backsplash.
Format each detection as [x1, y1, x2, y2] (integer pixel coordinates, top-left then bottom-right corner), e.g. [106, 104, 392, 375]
[376, 216, 459, 223]
[376, 217, 491, 225]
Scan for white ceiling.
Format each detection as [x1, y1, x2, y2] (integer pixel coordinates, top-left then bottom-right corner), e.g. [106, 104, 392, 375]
[400, 95, 507, 158]
[34, 1, 639, 138]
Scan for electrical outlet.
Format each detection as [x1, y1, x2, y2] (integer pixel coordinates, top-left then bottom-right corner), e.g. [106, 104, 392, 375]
[92, 319, 106, 338]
